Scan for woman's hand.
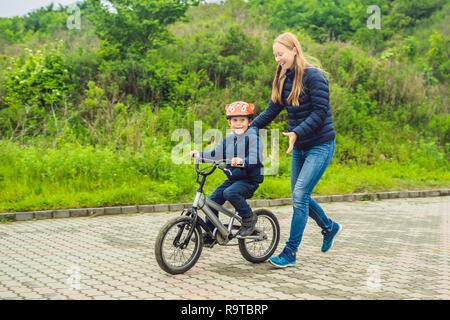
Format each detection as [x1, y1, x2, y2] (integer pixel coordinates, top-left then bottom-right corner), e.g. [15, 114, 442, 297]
[282, 132, 297, 154]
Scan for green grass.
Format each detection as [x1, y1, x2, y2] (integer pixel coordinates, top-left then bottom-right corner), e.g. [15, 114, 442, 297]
[0, 140, 448, 212]
[313, 160, 450, 195]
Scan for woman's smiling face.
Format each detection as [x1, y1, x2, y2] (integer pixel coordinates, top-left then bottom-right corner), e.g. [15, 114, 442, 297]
[273, 42, 296, 70]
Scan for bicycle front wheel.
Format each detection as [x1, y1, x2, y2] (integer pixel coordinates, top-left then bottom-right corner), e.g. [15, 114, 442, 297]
[238, 209, 280, 263]
[155, 216, 203, 274]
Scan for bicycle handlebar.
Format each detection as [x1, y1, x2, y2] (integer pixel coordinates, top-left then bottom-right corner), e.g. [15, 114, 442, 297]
[194, 155, 227, 176]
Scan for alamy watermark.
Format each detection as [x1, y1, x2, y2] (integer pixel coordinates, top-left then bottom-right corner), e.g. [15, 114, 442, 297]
[67, 4, 81, 30]
[66, 265, 81, 290]
[366, 265, 382, 291]
[367, 5, 381, 30]
[171, 121, 280, 175]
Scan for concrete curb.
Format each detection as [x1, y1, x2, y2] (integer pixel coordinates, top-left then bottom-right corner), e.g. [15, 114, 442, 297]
[1, 189, 449, 222]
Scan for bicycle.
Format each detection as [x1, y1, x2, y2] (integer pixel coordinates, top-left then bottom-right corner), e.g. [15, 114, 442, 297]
[154, 156, 280, 274]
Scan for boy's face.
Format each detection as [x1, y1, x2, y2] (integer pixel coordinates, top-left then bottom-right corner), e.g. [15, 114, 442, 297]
[227, 116, 251, 135]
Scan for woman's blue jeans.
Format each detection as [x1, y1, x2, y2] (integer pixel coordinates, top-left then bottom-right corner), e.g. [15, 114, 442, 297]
[285, 140, 335, 253]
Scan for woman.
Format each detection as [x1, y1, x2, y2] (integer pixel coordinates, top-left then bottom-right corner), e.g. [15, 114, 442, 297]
[251, 32, 342, 268]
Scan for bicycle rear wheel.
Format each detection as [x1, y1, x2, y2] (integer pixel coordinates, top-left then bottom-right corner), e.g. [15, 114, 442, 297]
[238, 209, 280, 263]
[155, 216, 203, 274]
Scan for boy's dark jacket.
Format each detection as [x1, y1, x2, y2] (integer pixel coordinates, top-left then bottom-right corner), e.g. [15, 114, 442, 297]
[251, 65, 335, 151]
[200, 127, 264, 184]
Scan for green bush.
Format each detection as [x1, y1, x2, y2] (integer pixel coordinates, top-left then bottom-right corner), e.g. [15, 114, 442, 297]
[1, 43, 75, 138]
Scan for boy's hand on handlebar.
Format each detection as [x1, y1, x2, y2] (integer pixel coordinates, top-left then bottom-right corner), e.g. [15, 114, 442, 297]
[231, 157, 244, 167]
[282, 132, 297, 154]
[190, 150, 200, 159]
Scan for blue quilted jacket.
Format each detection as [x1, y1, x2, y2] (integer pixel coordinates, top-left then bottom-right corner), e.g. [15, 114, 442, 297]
[251, 65, 335, 151]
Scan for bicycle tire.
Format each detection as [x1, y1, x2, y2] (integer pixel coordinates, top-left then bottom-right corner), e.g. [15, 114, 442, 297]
[155, 216, 203, 274]
[238, 209, 280, 263]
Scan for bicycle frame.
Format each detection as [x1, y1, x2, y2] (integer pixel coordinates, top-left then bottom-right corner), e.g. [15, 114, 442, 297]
[178, 158, 265, 248]
[195, 192, 239, 241]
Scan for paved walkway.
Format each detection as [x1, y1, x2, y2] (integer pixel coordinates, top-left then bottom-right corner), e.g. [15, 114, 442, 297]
[0, 196, 448, 300]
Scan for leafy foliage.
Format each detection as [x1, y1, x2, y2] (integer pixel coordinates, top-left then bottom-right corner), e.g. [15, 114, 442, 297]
[0, 0, 448, 211]
[1, 43, 75, 138]
[246, 0, 446, 49]
[86, 0, 201, 56]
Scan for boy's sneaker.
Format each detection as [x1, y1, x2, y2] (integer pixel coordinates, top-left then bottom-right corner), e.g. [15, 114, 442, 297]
[268, 247, 296, 268]
[238, 212, 258, 237]
[202, 233, 216, 248]
[321, 222, 342, 252]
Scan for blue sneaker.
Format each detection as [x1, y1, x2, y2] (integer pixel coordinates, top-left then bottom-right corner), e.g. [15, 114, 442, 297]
[268, 247, 296, 268]
[321, 222, 342, 252]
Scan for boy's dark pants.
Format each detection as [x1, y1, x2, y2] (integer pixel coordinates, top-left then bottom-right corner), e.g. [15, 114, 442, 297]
[205, 180, 258, 232]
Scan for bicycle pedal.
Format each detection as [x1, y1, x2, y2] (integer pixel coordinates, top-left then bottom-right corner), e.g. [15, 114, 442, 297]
[202, 238, 216, 248]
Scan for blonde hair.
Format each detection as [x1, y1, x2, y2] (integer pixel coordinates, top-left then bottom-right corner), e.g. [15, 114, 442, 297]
[271, 32, 324, 107]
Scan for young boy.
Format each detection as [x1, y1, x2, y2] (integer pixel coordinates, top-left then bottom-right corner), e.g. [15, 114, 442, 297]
[190, 101, 264, 247]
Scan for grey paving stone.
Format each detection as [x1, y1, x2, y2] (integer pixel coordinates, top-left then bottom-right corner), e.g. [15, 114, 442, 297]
[35, 210, 53, 220]
[255, 199, 269, 207]
[315, 195, 331, 203]
[15, 212, 34, 221]
[422, 190, 440, 197]
[168, 203, 184, 212]
[121, 206, 138, 214]
[343, 194, 355, 201]
[69, 208, 88, 217]
[330, 195, 344, 202]
[407, 191, 420, 198]
[0, 292, 20, 299]
[137, 205, 154, 213]
[279, 198, 292, 205]
[152, 204, 169, 212]
[53, 210, 70, 219]
[86, 208, 104, 216]
[104, 207, 121, 215]
[0, 212, 15, 221]
[398, 191, 409, 198]
[268, 199, 284, 206]
[181, 203, 192, 209]
[387, 191, 400, 199]
[352, 193, 367, 201]
[377, 192, 390, 200]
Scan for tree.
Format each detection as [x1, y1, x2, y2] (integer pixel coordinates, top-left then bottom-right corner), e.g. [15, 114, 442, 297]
[86, 0, 201, 57]
[1, 43, 75, 138]
[426, 31, 449, 82]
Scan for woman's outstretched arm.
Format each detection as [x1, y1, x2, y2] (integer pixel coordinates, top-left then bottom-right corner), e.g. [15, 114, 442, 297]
[250, 99, 284, 129]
